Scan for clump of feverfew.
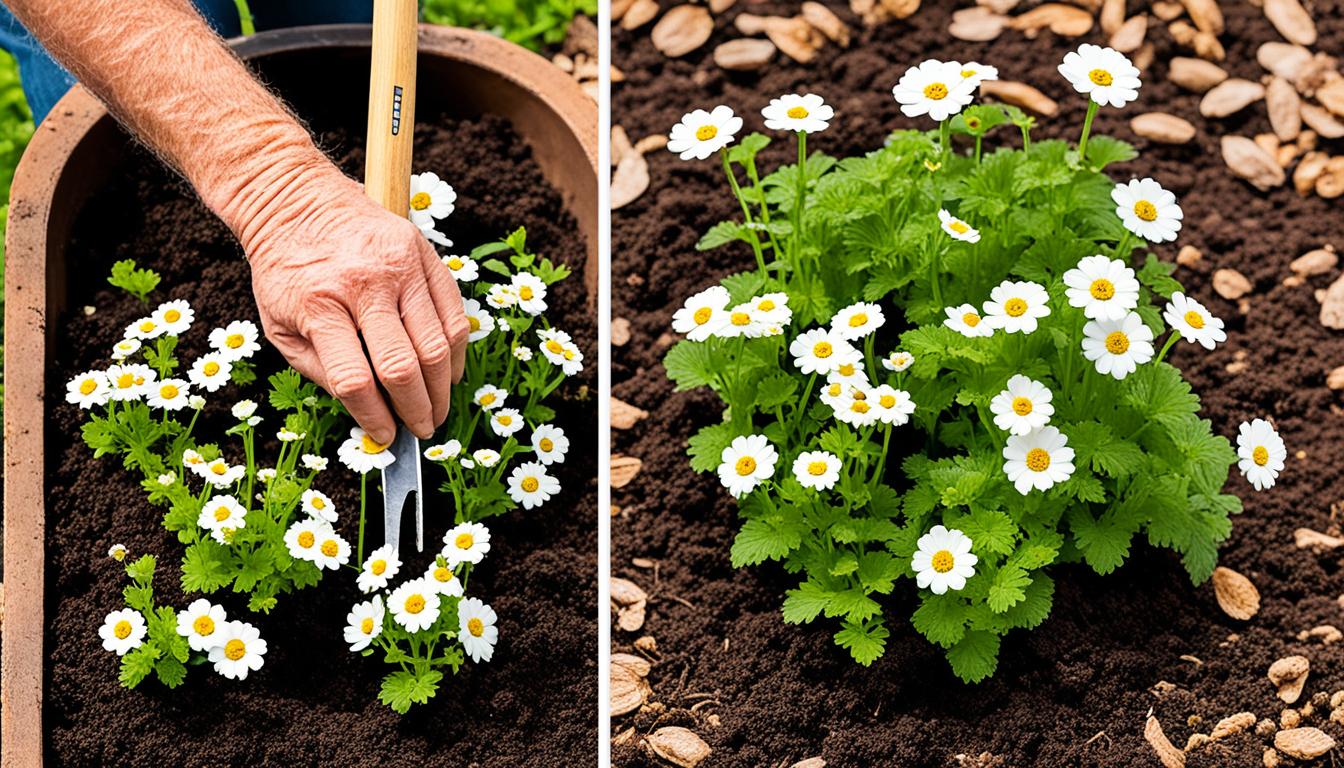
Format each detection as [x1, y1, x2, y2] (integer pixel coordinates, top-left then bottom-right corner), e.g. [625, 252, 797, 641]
[665, 48, 1258, 680]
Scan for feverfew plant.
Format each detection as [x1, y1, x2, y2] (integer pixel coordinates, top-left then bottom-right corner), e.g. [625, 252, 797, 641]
[663, 46, 1280, 681]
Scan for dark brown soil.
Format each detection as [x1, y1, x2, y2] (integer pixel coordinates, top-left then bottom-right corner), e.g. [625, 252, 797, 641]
[42, 109, 596, 765]
[612, 2, 1344, 766]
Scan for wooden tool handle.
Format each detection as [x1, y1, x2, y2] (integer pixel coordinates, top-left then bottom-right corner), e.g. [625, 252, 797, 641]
[364, 0, 418, 213]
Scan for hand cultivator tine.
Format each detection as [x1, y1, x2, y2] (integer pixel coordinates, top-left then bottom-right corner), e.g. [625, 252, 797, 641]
[382, 427, 424, 552]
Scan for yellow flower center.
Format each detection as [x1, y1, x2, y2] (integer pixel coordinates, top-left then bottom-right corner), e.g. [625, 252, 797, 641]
[949, 221, 969, 234]
[79, 378, 98, 395]
[961, 68, 976, 78]
[456, 533, 475, 550]
[371, 559, 387, 576]
[735, 456, 757, 476]
[520, 286, 534, 300]
[1089, 68, 1113, 86]
[139, 320, 156, 333]
[539, 438, 554, 452]
[963, 312, 981, 327]
[786, 105, 809, 119]
[826, 383, 842, 397]
[447, 257, 464, 270]
[1012, 397, 1033, 416]
[562, 347, 577, 360]
[924, 82, 948, 100]
[1026, 447, 1051, 472]
[849, 313, 869, 328]
[224, 638, 246, 661]
[521, 476, 540, 492]
[117, 373, 136, 389]
[851, 401, 870, 414]
[159, 384, 179, 399]
[1133, 200, 1157, 221]
[1252, 446, 1269, 466]
[311, 497, 326, 510]
[880, 394, 897, 408]
[1004, 298, 1028, 317]
[545, 339, 565, 354]
[1090, 279, 1115, 300]
[203, 361, 222, 377]
[468, 316, 482, 332]
[807, 460, 828, 476]
[480, 393, 497, 406]
[695, 124, 718, 141]
[433, 566, 454, 583]
[298, 531, 315, 548]
[405, 595, 426, 614]
[931, 550, 955, 573]
[163, 309, 181, 323]
[193, 615, 215, 636]
[410, 192, 432, 210]
[498, 415, 513, 426]
[361, 617, 374, 634]
[731, 311, 751, 326]
[837, 363, 855, 377]
[467, 617, 485, 637]
[758, 299, 776, 311]
[210, 463, 227, 476]
[1105, 331, 1130, 355]
[320, 539, 339, 557]
[213, 506, 231, 522]
[813, 341, 833, 358]
[114, 620, 133, 639]
[361, 435, 388, 454]
[1184, 310, 1205, 329]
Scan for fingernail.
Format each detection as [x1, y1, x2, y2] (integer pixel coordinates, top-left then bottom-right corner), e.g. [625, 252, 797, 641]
[413, 423, 435, 440]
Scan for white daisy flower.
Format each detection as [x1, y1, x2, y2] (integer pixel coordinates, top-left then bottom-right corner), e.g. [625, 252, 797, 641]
[892, 59, 977, 121]
[831, 302, 885, 341]
[301, 454, 328, 472]
[989, 375, 1055, 435]
[458, 597, 498, 663]
[717, 434, 778, 498]
[828, 360, 870, 388]
[557, 341, 585, 376]
[512, 346, 533, 362]
[490, 408, 525, 438]
[337, 427, 397, 474]
[943, 304, 994, 338]
[231, 400, 258, 421]
[1112, 178, 1182, 243]
[423, 441, 463, 461]
[388, 579, 442, 633]
[511, 272, 548, 316]
[106, 364, 155, 401]
[424, 561, 465, 597]
[911, 526, 979, 595]
[408, 172, 456, 228]
[209, 320, 262, 361]
[66, 370, 111, 409]
[761, 93, 833, 133]
[1003, 426, 1076, 495]
[442, 254, 479, 282]
[182, 449, 209, 476]
[284, 518, 327, 562]
[1082, 312, 1155, 380]
[1236, 418, 1286, 491]
[202, 459, 246, 488]
[310, 528, 351, 571]
[472, 449, 501, 467]
[714, 302, 770, 339]
[152, 299, 194, 336]
[108, 543, 128, 561]
[186, 353, 232, 393]
[99, 609, 147, 656]
[486, 284, 518, 310]
[882, 351, 914, 373]
[982, 280, 1051, 334]
[792, 450, 841, 490]
[939, 209, 980, 243]
[474, 384, 508, 410]
[1058, 43, 1141, 108]
[507, 462, 562, 510]
[110, 338, 141, 360]
[357, 544, 401, 594]
[301, 489, 336, 522]
[749, 292, 792, 326]
[442, 521, 492, 565]
[667, 105, 743, 160]
[176, 598, 227, 652]
[146, 378, 191, 410]
[419, 221, 452, 248]
[198, 495, 246, 533]
[672, 285, 731, 341]
[833, 384, 881, 427]
[277, 428, 304, 443]
[870, 384, 916, 426]
[344, 596, 385, 652]
[1163, 292, 1226, 350]
[463, 298, 495, 343]
[531, 424, 569, 465]
[188, 395, 206, 410]
[957, 61, 999, 89]
[537, 328, 575, 367]
[256, 468, 277, 483]
[790, 328, 862, 375]
[208, 621, 266, 680]
[124, 316, 165, 341]
[460, 459, 477, 470]
[818, 378, 858, 411]
[1063, 255, 1140, 321]
[156, 473, 175, 486]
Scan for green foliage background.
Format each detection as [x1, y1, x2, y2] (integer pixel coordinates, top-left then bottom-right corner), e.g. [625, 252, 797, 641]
[421, 0, 595, 50]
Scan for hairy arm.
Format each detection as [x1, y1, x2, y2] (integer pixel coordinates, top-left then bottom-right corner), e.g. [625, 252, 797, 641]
[6, 0, 468, 442]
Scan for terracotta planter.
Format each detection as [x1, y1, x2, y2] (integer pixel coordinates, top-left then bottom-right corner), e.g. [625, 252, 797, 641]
[1, 25, 596, 765]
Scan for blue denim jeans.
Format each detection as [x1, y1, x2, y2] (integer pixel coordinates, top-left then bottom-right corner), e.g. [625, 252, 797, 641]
[0, 0, 374, 123]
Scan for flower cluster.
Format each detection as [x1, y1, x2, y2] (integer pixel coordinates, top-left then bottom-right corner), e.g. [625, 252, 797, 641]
[664, 45, 1276, 680]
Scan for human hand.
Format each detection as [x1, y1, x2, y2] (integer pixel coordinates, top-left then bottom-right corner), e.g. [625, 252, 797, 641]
[241, 164, 469, 444]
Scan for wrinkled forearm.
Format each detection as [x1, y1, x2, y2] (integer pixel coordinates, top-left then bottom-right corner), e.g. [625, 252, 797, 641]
[4, 0, 337, 249]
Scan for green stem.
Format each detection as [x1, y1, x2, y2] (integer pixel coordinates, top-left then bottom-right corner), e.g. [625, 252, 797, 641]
[794, 132, 808, 263]
[790, 372, 818, 438]
[1114, 229, 1135, 262]
[929, 240, 945, 310]
[1077, 100, 1099, 164]
[721, 150, 767, 273]
[1153, 330, 1180, 365]
[233, 0, 255, 35]
[974, 134, 983, 164]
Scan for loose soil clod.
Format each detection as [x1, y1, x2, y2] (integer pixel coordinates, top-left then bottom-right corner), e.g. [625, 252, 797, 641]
[1212, 566, 1262, 620]
[646, 726, 713, 768]
[1268, 655, 1311, 704]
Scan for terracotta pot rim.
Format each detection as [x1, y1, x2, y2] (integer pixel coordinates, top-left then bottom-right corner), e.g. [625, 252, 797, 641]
[1, 25, 595, 766]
